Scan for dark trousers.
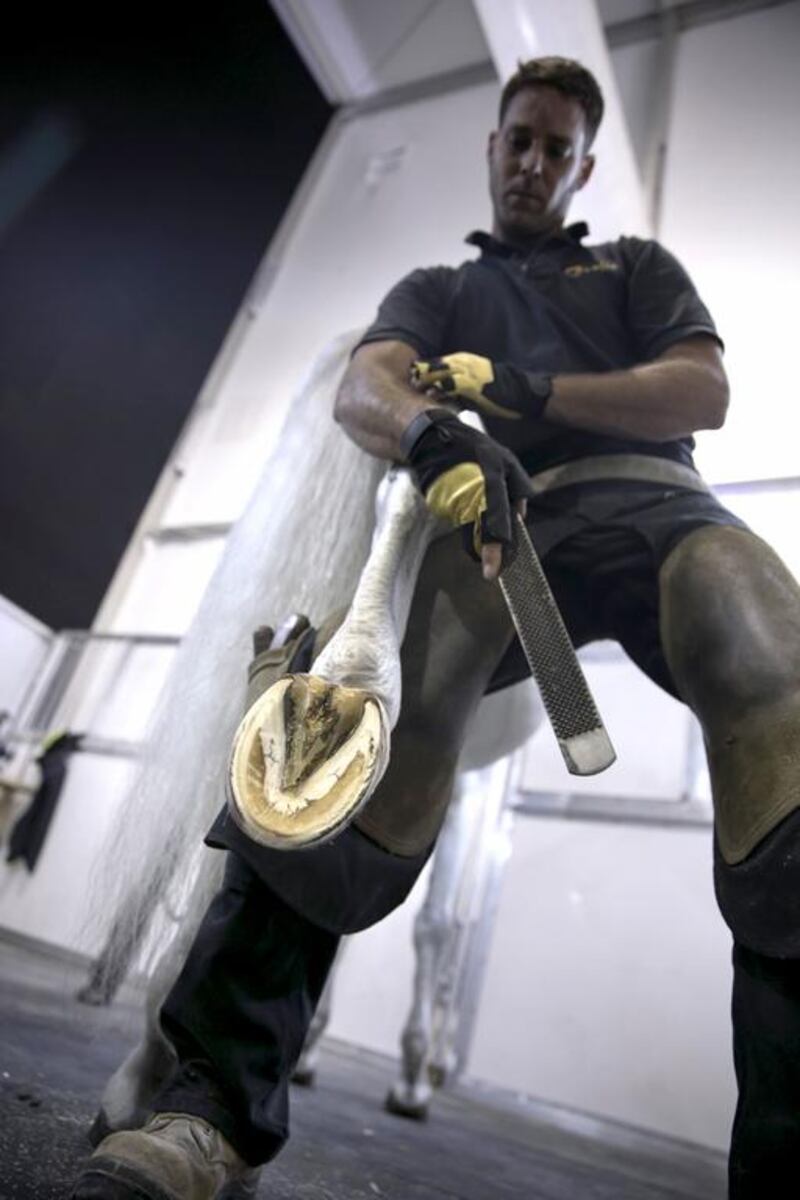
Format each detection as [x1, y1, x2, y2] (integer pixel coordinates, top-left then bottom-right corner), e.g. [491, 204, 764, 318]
[154, 852, 339, 1167]
[729, 944, 800, 1198]
[154, 851, 800, 1188]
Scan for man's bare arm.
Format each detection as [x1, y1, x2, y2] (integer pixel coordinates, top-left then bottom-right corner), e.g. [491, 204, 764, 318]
[545, 335, 729, 441]
[334, 339, 434, 460]
[334, 339, 523, 581]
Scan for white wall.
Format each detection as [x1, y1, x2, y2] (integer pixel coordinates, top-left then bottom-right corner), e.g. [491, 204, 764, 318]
[153, 80, 502, 533]
[0, 634, 174, 954]
[0, 751, 136, 954]
[5, 1, 799, 1150]
[0, 596, 54, 910]
[659, 1, 800, 486]
[608, 36, 663, 178]
[468, 816, 734, 1149]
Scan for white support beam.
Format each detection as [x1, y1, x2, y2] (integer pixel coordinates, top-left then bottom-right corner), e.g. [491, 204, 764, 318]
[471, 0, 651, 239]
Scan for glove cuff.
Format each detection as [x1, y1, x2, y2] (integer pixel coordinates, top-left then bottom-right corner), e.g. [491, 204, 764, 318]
[399, 407, 455, 460]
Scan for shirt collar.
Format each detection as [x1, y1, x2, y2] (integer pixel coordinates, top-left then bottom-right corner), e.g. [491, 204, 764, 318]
[465, 222, 590, 258]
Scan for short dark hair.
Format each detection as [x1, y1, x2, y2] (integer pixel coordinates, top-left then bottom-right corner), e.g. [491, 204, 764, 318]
[498, 57, 604, 147]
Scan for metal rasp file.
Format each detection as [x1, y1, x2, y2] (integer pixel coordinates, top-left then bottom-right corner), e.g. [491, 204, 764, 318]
[455, 409, 615, 775]
[499, 512, 616, 776]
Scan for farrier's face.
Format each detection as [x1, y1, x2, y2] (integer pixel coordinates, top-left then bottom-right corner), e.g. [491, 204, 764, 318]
[488, 86, 595, 245]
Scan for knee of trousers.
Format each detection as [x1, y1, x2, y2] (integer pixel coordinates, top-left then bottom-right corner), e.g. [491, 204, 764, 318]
[715, 809, 800, 957]
[659, 525, 800, 869]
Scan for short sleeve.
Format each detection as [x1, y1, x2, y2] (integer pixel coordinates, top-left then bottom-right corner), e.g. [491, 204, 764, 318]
[355, 266, 457, 359]
[624, 238, 722, 360]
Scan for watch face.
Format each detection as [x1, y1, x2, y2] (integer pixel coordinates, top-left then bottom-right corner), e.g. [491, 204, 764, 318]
[531, 375, 552, 401]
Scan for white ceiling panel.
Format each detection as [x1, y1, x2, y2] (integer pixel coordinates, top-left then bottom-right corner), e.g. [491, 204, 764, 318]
[596, 0, 661, 25]
[273, 0, 763, 108]
[270, 0, 491, 103]
[597, 0, 692, 24]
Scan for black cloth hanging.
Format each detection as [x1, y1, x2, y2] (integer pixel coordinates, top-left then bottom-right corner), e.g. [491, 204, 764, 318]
[6, 732, 84, 871]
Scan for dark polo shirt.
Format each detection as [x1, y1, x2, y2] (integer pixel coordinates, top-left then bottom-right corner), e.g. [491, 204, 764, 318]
[357, 224, 721, 473]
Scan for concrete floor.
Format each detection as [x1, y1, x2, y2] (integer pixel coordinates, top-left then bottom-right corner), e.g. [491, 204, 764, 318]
[0, 936, 728, 1200]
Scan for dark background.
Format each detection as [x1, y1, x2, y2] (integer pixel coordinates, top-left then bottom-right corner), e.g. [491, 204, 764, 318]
[0, 2, 331, 630]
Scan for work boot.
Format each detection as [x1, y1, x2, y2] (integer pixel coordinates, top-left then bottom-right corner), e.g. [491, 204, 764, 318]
[70, 1112, 258, 1200]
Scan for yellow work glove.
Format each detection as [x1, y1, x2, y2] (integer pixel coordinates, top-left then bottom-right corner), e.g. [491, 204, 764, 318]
[410, 352, 552, 421]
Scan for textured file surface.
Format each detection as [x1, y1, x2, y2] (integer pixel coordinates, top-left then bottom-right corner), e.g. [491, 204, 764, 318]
[500, 514, 615, 774]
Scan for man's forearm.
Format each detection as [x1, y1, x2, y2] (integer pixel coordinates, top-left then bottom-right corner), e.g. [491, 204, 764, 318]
[334, 343, 434, 461]
[547, 350, 729, 443]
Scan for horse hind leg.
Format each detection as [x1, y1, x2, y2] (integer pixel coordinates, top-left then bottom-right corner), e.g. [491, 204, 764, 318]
[385, 776, 476, 1119]
[384, 903, 447, 1120]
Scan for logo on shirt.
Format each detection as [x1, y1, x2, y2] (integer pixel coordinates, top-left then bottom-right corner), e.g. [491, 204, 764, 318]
[563, 260, 620, 278]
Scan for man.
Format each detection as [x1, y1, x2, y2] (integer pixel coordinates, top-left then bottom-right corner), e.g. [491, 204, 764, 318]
[72, 57, 800, 1200]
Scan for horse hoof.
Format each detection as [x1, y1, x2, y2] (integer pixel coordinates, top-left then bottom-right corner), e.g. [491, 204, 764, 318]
[384, 1088, 430, 1122]
[227, 674, 388, 849]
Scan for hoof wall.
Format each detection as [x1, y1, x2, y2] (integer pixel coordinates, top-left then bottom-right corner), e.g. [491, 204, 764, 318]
[384, 1089, 430, 1122]
[291, 1066, 316, 1088]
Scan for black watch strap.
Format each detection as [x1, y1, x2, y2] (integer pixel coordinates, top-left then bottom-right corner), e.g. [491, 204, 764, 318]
[524, 372, 554, 410]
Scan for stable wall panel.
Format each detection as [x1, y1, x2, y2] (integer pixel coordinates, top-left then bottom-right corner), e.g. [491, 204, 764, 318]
[159, 79, 500, 530]
[660, 2, 800, 484]
[519, 645, 695, 804]
[467, 815, 735, 1150]
[107, 538, 226, 637]
[0, 752, 135, 955]
[610, 37, 661, 178]
[52, 641, 176, 743]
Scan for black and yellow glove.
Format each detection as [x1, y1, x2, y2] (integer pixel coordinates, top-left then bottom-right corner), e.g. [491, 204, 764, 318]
[401, 408, 533, 558]
[410, 352, 552, 421]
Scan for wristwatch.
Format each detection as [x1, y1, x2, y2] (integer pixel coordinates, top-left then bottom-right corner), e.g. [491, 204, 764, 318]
[525, 373, 554, 410]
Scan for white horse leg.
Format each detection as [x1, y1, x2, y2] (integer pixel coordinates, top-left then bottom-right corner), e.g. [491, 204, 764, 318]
[386, 679, 543, 1118]
[427, 758, 518, 1090]
[426, 766, 503, 1088]
[228, 469, 443, 850]
[385, 775, 480, 1119]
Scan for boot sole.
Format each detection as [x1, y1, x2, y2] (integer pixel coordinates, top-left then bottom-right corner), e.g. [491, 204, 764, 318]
[70, 1157, 178, 1200]
[219, 1176, 262, 1199]
[219, 1185, 260, 1200]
